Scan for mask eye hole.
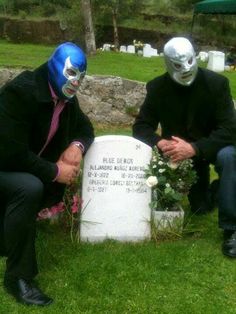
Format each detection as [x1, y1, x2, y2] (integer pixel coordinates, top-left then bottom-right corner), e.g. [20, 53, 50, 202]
[188, 57, 193, 65]
[80, 74, 85, 81]
[173, 63, 181, 70]
[66, 69, 77, 77]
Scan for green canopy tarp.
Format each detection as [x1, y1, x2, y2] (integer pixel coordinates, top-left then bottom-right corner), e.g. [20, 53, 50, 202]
[191, 0, 236, 33]
[194, 0, 236, 14]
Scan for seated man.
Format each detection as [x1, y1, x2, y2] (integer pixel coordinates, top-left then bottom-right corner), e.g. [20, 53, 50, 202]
[0, 42, 94, 305]
[133, 37, 236, 257]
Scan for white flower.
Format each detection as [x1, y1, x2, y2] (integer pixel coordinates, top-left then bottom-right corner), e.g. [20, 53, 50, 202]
[152, 165, 157, 168]
[159, 169, 166, 173]
[146, 176, 158, 187]
[167, 161, 179, 169]
[158, 161, 164, 165]
[165, 183, 170, 188]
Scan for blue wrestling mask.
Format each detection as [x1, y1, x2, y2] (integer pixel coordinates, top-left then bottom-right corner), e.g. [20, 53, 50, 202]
[48, 42, 87, 99]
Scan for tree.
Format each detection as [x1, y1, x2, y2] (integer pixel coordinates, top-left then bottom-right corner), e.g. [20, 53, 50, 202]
[93, 0, 144, 50]
[81, 0, 96, 55]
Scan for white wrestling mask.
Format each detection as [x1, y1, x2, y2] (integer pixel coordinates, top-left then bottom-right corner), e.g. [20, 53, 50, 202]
[164, 37, 198, 86]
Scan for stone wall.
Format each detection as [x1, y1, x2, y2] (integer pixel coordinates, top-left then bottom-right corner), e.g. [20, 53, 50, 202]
[78, 75, 146, 125]
[0, 68, 146, 125]
[1, 68, 235, 126]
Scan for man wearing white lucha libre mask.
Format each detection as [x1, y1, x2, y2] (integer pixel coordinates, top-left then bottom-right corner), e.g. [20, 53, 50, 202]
[133, 37, 236, 258]
[164, 37, 198, 86]
[0, 42, 94, 306]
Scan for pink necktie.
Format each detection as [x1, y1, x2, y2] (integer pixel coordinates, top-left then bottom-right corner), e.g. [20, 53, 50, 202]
[38, 86, 66, 156]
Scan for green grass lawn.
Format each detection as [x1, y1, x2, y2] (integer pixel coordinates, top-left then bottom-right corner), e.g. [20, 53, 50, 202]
[0, 40, 235, 98]
[1, 211, 236, 314]
[0, 41, 236, 313]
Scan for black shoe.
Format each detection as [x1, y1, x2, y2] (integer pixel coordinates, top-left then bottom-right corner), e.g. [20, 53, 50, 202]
[222, 230, 236, 257]
[4, 275, 53, 306]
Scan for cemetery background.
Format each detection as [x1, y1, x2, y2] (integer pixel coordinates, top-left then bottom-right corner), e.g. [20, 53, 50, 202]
[1, 42, 236, 313]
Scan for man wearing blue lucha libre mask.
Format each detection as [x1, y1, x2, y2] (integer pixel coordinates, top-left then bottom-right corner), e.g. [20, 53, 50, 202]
[48, 42, 87, 99]
[0, 42, 94, 306]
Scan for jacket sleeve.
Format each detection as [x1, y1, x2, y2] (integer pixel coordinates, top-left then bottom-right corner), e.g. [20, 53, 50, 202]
[69, 97, 95, 154]
[132, 81, 161, 147]
[0, 86, 58, 183]
[193, 77, 236, 161]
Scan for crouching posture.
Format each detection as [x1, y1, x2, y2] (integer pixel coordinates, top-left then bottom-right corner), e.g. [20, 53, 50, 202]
[133, 37, 236, 257]
[0, 42, 94, 305]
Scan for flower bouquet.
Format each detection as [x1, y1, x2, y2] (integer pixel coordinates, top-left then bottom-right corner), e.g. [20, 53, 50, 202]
[145, 147, 197, 235]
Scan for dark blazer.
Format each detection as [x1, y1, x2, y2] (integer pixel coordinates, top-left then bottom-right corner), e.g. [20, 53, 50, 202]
[133, 68, 236, 162]
[0, 63, 94, 183]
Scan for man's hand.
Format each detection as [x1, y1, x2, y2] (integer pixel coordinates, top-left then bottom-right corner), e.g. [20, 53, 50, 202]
[157, 139, 177, 152]
[161, 136, 196, 162]
[55, 160, 78, 185]
[59, 145, 83, 168]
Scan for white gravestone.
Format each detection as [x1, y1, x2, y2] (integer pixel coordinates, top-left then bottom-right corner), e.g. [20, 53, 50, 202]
[80, 135, 152, 242]
[127, 45, 135, 54]
[120, 45, 127, 52]
[207, 51, 225, 72]
[143, 45, 158, 57]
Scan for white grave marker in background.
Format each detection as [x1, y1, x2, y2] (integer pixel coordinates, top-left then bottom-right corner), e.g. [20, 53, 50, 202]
[80, 135, 152, 242]
[127, 45, 135, 54]
[120, 45, 127, 52]
[207, 51, 225, 72]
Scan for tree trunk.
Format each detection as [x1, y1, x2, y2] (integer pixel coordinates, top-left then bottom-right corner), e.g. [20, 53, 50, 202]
[112, 7, 119, 50]
[81, 0, 96, 55]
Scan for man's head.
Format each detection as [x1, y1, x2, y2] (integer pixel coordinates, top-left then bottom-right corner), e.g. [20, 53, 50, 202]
[164, 37, 198, 86]
[48, 42, 87, 99]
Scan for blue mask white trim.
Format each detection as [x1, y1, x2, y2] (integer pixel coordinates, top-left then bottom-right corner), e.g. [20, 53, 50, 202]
[48, 42, 87, 99]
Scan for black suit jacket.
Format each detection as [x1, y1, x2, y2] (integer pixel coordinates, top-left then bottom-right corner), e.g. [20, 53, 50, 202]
[0, 63, 94, 183]
[133, 68, 236, 162]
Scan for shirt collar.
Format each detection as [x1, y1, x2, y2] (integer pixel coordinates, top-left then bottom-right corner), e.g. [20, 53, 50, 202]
[48, 82, 68, 105]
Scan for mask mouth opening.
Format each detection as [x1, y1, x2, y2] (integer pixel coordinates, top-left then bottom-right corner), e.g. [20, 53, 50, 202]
[62, 84, 79, 98]
[181, 72, 192, 79]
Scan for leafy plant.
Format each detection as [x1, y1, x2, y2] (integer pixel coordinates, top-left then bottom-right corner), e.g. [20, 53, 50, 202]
[37, 171, 83, 242]
[145, 146, 197, 211]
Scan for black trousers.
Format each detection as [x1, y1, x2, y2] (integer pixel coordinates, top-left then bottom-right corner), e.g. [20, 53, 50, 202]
[188, 158, 212, 212]
[0, 172, 65, 280]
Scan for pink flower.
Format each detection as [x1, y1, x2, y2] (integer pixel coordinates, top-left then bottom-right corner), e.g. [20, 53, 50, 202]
[71, 195, 80, 213]
[37, 208, 51, 220]
[50, 202, 65, 215]
[37, 202, 65, 220]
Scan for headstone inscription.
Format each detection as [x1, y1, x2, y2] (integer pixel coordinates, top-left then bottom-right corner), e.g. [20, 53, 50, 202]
[80, 135, 152, 242]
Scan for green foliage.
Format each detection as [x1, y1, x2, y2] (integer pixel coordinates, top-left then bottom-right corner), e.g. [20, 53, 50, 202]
[125, 105, 139, 117]
[57, 1, 85, 47]
[145, 147, 197, 211]
[18, 9, 27, 19]
[0, 0, 71, 16]
[40, 3, 56, 17]
[171, 0, 199, 13]
[0, 0, 14, 14]
[92, 0, 145, 24]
